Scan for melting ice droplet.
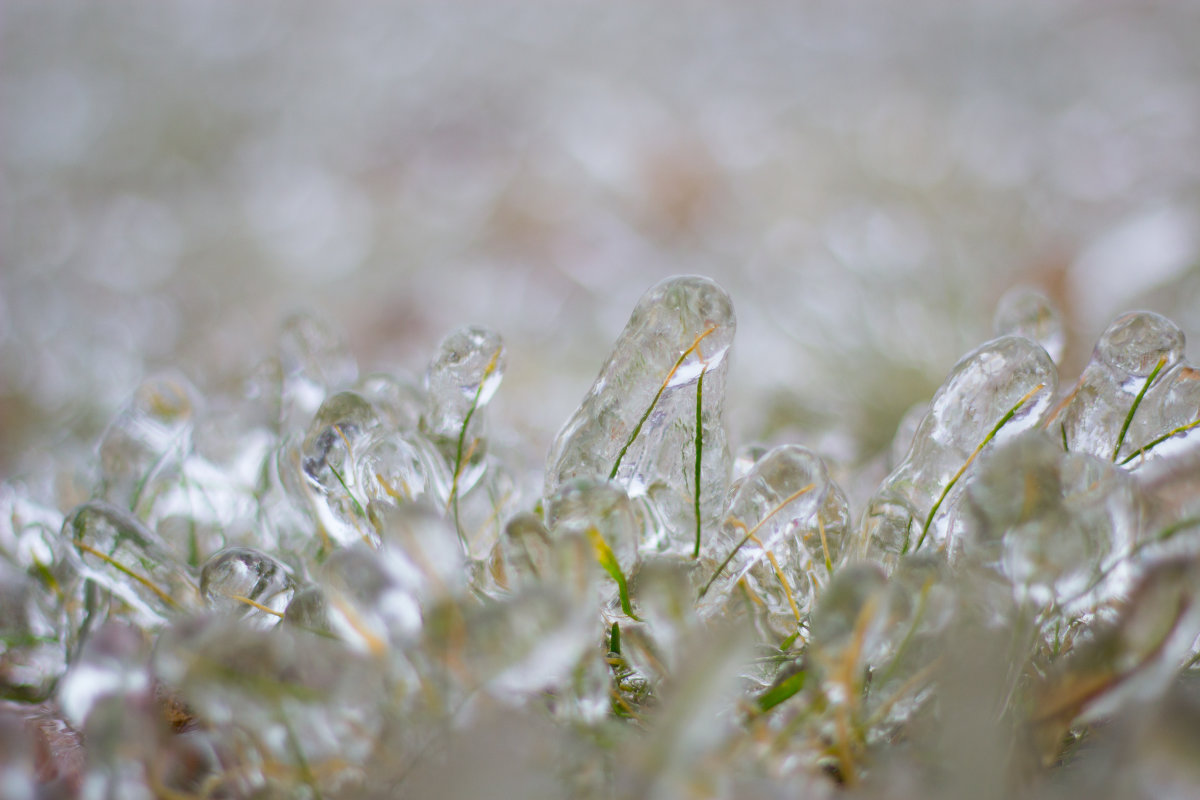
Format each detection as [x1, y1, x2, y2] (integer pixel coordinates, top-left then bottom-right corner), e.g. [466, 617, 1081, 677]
[546, 275, 735, 554]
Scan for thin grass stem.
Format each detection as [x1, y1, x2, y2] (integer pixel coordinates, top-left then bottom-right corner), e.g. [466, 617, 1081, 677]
[1118, 415, 1200, 466]
[1112, 356, 1166, 462]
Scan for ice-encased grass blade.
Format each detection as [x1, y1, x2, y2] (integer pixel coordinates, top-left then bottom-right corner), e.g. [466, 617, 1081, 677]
[910, 383, 1046, 554]
[1111, 356, 1165, 462]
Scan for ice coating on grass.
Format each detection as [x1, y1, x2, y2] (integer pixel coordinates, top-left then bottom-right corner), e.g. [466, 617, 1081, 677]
[0, 560, 65, 701]
[152, 615, 384, 790]
[962, 431, 1139, 610]
[56, 622, 149, 729]
[62, 500, 199, 631]
[1034, 558, 1200, 743]
[700, 445, 848, 636]
[546, 478, 640, 588]
[199, 546, 296, 628]
[858, 335, 1058, 561]
[421, 325, 506, 445]
[546, 275, 735, 554]
[294, 390, 382, 547]
[1056, 311, 1187, 462]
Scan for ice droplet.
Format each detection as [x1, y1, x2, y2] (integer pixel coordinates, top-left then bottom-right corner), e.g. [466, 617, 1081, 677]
[993, 287, 1066, 364]
[295, 391, 382, 547]
[546, 275, 735, 554]
[857, 335, 1057, 562]
[1096, 311, 1185, 378]
[421, 326, 506, 446]
[199, 547, 295, 628]
[701, 445, 848, 636]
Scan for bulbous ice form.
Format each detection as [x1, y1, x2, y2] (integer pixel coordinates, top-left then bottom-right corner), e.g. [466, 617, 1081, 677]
[1123, 362, 1200, 466]
[993, 287, 1066, 364]
[152, 616, 384, 784]
[1097, 311, 1185, 378]
[199, 546, 296, 627]
[857, 335, 1058, 562]
[62, 500, 199, 631]
[1056, 311, 1187, 462]
[295, 391, 382, 547]
[700, 445, 848, 635]
[421, 326, 506, 444]
[546, 275, 735, 554]
[809, 562, 891, 669]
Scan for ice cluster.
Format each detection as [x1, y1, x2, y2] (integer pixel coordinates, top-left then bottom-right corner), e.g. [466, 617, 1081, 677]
[3, 277, 1200, 799]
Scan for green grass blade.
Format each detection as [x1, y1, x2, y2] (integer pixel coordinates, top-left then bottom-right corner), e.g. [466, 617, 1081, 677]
[1118, 415, 1200, 466]
[327, 459, 366, 520]
[757, 668, 806, 712]
[1112, 356, 1166, 462]
[586, 527, 641, 620]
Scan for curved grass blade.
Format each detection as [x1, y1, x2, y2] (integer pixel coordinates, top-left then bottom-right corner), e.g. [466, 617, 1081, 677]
[1112, 356, 1166, 462]
[74, 540, 179, 609]
[610, 325, 717, 480]
[911, 383, 1045, 553]
[586, 526, 641, 620]
[1118, 415, 1200, 466]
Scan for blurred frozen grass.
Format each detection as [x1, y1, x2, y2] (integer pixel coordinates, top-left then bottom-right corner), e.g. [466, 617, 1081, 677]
[2, 0, 1199, 486]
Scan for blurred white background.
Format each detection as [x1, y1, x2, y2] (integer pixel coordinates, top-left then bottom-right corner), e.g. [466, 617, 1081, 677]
[3, 0, 1199, 481]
